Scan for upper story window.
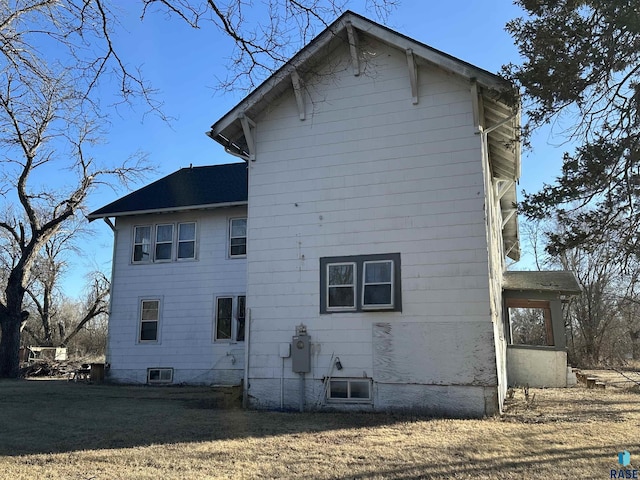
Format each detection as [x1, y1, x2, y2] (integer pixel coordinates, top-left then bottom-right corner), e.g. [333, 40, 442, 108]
[178, 222, 196, 259]
[133, 226, 152, 262]
[132, 222, 196, 263]
[229, 218, 247, 257]
[155, 224, 174, 261]
[320, 253, 401, 314]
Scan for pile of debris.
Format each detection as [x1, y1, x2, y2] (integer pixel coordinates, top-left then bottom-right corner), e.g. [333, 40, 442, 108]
[20, 360, 83, 379]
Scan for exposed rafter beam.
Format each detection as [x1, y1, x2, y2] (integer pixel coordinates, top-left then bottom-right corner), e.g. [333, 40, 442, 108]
[405, 48, 418, 105]
[346, 21, 360, 76]
[291, 69, 306, 121]
[239, 113, 256, 161]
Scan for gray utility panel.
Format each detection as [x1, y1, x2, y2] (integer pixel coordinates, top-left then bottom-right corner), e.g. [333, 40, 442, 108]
[291, 334, 311, 373]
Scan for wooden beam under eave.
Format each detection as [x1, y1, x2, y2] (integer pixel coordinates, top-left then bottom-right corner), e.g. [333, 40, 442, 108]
[291, 69, 306, 121]
[239, 113, 256, 161]
[346, 21, 360, 76]
[405, 48, 418, 105]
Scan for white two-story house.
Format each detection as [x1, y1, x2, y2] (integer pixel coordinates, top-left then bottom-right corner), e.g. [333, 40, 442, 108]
[90, 11, 579, 417]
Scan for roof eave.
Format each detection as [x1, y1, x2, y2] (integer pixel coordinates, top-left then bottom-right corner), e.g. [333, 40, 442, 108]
[87, 200, 249, 221]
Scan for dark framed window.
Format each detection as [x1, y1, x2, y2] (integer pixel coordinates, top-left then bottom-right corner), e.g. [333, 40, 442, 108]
[320, 253, 401, 313]
[215, 295, 246, 342]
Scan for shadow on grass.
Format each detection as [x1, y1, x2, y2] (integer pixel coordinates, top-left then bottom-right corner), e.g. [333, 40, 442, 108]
[0, 379, 405, 456]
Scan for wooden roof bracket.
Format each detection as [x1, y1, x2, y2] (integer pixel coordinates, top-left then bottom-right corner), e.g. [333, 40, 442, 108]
[238, 113, 256, 161]
[501, 209, 517, 229]
[291, 69, 306, 121]
[470, 79, 485, 133]
[495, 179, 514, 200]
[346, 21, 360, 76]
[406, 48, 419, 105]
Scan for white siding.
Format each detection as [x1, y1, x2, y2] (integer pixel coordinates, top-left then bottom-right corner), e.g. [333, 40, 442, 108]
[245, 37, 497, 415]
[107, 207, 247, 385]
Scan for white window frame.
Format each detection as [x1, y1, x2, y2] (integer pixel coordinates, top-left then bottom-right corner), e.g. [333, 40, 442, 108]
[229, 218, 247, 257]
[214, 295, 246, 342]
[326, 262, 357, 311]
[154, 224, 174, 262]
[132, 225, 152, 263]
[139, 299, 161, 343]
[177, 222, 197, 260]
[132, 222, 198, 264]
[327, 378, 372, 403]
[361, 260, 394, 310]
[147, 368, 173, 384]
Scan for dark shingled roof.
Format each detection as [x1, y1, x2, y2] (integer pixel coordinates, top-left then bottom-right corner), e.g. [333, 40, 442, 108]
[503, 271, 582, 295]
[88, 162, 247, 219]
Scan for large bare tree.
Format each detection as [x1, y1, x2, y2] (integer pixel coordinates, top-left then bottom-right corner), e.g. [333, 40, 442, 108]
[0, 0, 395, 378]
[0, 1, 151, 377]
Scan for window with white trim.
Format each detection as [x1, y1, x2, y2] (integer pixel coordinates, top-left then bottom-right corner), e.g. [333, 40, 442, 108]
[320, 254, 401, 313]
[177, 222, 196, 259]
[155, 224, 174, 261]
[229, 218, 247, 257]
[139, 299, 160, 342]
[327, 262, 356, 311]
[133, 226, 151, 262]
[132, 222, 197, 263]
[147, 368, 173, 384]
[362, 260, 394, 309]
[215, 295, 246, 342]
[328, 378, 371, 402]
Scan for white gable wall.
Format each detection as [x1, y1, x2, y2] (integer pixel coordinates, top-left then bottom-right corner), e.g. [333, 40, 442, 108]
[107, 207, 247, 385]
[245, 37, 498, 416]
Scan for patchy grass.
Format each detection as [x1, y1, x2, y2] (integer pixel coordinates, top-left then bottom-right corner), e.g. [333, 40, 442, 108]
[1, 379, 638, 479]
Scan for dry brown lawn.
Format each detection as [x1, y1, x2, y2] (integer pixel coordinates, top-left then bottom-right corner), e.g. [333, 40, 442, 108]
[1, 374, 639, 479]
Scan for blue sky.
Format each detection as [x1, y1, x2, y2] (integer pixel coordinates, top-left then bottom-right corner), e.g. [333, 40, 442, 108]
[68, 0, 562, 297]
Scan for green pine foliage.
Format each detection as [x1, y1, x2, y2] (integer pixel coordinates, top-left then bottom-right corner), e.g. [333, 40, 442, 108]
[504, 0, 640, 256]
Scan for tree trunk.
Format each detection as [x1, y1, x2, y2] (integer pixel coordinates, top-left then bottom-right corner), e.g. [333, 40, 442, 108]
[0, 312, 21, 378]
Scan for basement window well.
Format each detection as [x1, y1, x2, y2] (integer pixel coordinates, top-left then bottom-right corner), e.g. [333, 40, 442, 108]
[327, 379, 371, 402]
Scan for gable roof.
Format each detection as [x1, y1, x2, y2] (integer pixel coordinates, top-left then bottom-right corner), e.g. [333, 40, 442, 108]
[87, 162, 248, 220]
[206, 11, 521, 261]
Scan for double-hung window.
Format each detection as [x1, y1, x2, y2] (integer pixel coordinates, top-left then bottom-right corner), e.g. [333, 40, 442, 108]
[132, 222, 197, 263]
[362, 260, 394, 309]
[229, 218, 247, 257]
[215, 295, 246, 342]
[133, 226, 152, 262]
[155, 224, 174, 261]
[139, 299, 160, 342]
[320, 253, 401, 313]
[327, 263, 356, 311]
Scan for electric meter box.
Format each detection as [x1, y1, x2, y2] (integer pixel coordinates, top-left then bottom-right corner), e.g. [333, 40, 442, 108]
[291, 334, 310, 373]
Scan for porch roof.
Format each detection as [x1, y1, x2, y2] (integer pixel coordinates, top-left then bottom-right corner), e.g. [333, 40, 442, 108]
[503, 271, 582, 296]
